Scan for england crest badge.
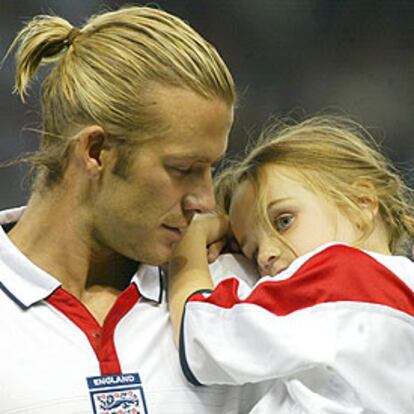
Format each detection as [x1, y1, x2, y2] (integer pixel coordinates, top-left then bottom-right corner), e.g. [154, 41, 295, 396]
[87, 372, 148, 414]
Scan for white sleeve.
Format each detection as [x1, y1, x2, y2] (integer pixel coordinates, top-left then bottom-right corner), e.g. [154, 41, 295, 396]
[179, 245, 414, 414]
[209, 253, 259, 288]
[180, 281, 338, 386]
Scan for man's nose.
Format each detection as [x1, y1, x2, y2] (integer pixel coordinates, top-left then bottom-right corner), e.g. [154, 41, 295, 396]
[182, 172, 215, 215]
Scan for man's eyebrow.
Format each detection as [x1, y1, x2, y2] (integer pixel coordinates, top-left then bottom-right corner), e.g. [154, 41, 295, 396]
[166, 154, 226, 163]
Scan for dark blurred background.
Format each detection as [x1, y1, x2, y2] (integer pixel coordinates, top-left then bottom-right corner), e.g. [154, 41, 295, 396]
[1, 0, 414, 209]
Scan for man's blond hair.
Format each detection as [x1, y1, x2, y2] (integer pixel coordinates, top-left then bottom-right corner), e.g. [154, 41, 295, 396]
[7, 6, 235, 188]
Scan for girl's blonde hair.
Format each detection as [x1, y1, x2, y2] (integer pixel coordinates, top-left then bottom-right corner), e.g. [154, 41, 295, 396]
[7, 6, 235, 189]
[215, 116, 414, 255]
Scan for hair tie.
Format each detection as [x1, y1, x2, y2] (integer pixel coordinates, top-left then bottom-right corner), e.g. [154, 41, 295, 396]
[66, 27, 81, 45]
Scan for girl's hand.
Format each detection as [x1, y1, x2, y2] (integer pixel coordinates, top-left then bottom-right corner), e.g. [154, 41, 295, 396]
[182, 213, 239, 263]
[207, 234, 241, 263]
[183, 212, 229, 248]
[175, 213, 230, 263]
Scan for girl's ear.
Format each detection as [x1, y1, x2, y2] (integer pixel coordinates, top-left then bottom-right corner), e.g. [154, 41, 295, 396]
[352, 179, 379, 229]
[354, 180, 379, 212]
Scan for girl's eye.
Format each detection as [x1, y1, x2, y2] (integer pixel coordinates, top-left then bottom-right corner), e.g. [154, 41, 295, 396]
[274, 213, 294, 232]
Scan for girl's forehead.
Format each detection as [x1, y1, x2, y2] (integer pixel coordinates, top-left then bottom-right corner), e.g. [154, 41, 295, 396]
[250, 165, 305, 197]
[260, 164, 303, 184]
[259, 164, 329, 197]
[230, 164, 329, 215]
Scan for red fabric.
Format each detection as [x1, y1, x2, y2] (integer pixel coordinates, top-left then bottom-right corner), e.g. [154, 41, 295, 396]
[189, 245, 414, 317]
[47, 284, 140, 375]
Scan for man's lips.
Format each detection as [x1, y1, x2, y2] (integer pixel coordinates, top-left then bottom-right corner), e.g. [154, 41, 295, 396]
[161, 224, 187, 241]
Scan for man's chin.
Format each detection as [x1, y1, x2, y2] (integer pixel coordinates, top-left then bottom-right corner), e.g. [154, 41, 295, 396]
[140, 243, 174, 267]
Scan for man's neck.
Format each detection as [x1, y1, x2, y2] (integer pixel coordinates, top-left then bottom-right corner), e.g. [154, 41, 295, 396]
[7, 190, 137, 300]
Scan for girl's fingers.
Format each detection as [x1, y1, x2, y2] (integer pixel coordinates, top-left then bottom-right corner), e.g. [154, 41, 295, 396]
[207, 238, 227, 263]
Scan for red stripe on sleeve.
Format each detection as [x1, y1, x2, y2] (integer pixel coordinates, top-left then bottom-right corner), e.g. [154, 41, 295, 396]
[189, 279, 241, 308]
[191, 245, 414, 318]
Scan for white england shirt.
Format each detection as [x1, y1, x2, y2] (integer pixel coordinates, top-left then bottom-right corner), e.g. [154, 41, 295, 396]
[181, 243, 414, 414]
[0, 207, 268, 414]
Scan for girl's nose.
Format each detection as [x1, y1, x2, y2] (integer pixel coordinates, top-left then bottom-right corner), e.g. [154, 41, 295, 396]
[257, 241, 281, 277]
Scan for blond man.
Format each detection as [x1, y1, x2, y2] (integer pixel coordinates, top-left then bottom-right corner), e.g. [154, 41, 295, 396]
[0, 6, 267, 413]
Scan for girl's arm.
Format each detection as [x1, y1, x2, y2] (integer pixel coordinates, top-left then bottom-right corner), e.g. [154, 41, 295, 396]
[170, 241, 414, 405]
[168, 213, 229, 345]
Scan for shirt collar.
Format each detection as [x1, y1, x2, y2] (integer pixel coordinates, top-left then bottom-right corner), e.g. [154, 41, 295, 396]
[0, 206, 164, 308]
[132, 264, 164, 304]
[0, 207, 61, 308]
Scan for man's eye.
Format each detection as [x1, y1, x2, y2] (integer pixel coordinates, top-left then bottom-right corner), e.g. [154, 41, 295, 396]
[171, 166, 192, 175]
[274, 213, 294, 232]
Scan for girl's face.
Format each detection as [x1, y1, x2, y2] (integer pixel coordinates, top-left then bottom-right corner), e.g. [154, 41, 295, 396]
[229, 165, 361, 277]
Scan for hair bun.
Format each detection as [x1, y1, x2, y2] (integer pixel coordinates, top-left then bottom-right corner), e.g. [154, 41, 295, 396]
[66, 27, 81, 46]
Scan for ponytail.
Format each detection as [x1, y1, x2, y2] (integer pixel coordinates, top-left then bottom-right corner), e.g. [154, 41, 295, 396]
[6, 15, 77, 102]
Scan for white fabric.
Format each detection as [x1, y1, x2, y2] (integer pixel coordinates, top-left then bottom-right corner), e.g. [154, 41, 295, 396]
[0, 207, 267, 414]
[182, 243, 414, 414]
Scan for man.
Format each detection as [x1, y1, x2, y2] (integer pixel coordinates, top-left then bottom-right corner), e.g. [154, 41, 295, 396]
[0, 6, 268, 413]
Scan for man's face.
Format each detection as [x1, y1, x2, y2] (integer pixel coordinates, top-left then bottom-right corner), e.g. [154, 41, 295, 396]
[91, 86, 233, 265]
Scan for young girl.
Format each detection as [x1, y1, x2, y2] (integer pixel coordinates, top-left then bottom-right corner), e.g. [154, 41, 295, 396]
[168, 117, 414, 414]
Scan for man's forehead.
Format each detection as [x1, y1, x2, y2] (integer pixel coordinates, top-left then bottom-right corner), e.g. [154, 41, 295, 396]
[149, 130, 227, 160]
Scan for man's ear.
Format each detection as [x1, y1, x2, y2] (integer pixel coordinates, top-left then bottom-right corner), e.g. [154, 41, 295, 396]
[72, 125, 110, 177]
